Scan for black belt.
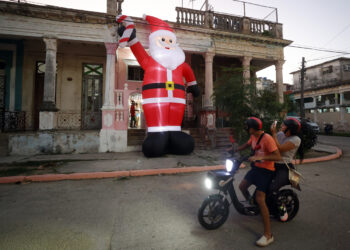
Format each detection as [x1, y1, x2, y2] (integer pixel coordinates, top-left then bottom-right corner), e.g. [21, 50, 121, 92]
[142, 82, 185, 91]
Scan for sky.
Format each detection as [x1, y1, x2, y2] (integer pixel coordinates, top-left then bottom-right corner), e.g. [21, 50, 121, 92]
[17, 0, 350, 84]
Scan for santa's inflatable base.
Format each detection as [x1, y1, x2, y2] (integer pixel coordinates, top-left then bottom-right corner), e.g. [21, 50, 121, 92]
[142, 131, 195, 157]
[117, 14, 200, 157]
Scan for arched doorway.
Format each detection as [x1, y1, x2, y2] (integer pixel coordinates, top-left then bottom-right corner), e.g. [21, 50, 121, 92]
[128, 92, 143, 129]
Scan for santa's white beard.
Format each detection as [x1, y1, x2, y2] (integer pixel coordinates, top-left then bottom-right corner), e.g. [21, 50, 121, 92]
[149, 42, 185, 70]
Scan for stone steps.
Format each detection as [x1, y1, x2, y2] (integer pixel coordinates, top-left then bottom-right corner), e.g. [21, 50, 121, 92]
[127, 129, 146, 146]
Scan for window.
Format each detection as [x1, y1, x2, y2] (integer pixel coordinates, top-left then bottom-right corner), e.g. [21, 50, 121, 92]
[304, 97, 314, 103]
[318, 109, 323, 113]
[83, 64, 103, 76]
[329, 108, 334, 112]
[335, 107, 340, 112]
[343, 64, 350, 72]
[322, 66, 333, 74]
[323, 108, 328, 112]
[128, 66, 144, 81]
[346, 107, 350, 114]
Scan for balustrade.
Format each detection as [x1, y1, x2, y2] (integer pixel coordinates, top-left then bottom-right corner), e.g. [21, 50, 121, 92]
[175, 7, 280, 38]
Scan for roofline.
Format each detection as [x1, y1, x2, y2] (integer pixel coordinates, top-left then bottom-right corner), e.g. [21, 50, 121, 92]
[0, 0, 292, 47]
[290, 57, 350, 74]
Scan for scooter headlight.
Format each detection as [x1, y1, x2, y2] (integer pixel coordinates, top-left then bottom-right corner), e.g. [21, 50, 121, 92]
[205, 178, 212, 189]
[225, 159, 234, 172]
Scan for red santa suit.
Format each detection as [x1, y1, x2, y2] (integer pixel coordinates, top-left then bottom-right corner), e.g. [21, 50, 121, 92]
[126, 16, 198, 133]
[130, 42, 196, 132]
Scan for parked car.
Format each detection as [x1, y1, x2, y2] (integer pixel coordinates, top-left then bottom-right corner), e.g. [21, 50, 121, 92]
[287, 116, 320, 134]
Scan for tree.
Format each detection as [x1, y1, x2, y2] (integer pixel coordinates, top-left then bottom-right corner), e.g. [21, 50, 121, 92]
[213, 66, 297, 143]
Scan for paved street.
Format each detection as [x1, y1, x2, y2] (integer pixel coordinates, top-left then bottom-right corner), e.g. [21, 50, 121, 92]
[0, 136, 349, 250]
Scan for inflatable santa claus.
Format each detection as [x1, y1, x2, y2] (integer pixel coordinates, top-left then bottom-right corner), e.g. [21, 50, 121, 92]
[116, 14, 200, 157]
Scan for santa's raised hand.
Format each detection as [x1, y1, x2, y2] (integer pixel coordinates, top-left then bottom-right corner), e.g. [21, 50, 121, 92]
[116, 15, 137, 48]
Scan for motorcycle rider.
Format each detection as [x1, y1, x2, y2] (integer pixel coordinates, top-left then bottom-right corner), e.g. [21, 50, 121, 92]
[271, 118, 303, 192]
[236, 117, 281, 247]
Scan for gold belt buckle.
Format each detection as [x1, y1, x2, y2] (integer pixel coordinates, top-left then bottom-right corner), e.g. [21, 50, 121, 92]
[165, 81, 175, 91]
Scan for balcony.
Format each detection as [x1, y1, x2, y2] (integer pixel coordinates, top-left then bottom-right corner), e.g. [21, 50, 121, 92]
[175, 7, 283, 39]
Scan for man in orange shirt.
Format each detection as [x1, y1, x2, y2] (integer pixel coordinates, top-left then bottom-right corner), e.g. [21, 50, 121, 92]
[236, 117, 281, 247]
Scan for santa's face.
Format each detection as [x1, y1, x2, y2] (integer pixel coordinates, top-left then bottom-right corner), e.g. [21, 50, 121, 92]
[149, 32, 185, 70]
[155, 35, 176, 50]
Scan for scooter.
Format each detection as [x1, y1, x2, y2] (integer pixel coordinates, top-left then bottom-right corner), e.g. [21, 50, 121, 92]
[198, 154, 300, 230]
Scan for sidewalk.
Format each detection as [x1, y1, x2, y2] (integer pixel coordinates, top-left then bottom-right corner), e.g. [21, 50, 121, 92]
[0, 143, 342, 184]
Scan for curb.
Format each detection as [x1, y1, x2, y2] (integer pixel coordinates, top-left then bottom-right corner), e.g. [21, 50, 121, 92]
[0, 165, 225, 184]
[293, 146, 342, 165]
[0, 146, 342, 184]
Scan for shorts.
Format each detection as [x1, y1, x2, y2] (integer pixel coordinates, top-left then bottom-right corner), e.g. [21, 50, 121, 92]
[244, 164, 274, 193]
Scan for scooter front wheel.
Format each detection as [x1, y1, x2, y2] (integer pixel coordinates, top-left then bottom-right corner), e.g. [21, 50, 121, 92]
[198, 195, 229, 230]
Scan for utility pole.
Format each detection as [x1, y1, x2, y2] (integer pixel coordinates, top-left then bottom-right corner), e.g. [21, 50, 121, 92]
[300, 57, 306, 119]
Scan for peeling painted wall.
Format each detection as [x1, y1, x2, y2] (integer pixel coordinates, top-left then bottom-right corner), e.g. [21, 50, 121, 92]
[9, 131, 100, 155]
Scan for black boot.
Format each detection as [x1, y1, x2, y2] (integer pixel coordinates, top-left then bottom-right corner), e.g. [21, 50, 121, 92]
[142, 132, 169, 157]
[168, 131, 195, 155]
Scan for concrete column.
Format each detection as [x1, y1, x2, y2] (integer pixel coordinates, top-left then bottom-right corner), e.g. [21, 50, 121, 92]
[107, 0, 118, 15]
[313, 97, 317, 122]
[100, 42, 120, 153]
[41, 37, 58, 111]
[103, 43, 118, 109]
[241, 56, 252, 85]
[39, 37, 58, 130]
[340, 92, 345, 125]
[201, 51, 216, 131]
[275, 60, 285, 103]
[203, 51, 215, 108]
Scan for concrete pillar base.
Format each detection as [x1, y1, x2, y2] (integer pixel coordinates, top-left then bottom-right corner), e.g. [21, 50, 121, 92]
[39, 111, 57, 130]
[200, 107, 216, 129]
[99, 129, 129, 152]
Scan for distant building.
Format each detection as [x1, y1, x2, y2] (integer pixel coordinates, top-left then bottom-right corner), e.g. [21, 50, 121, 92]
[256, 77, 291, 93]
[291, 57, 350, 132]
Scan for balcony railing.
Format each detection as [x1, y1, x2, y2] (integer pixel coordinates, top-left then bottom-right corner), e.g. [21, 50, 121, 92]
[0, 111, 26, 132]
[175, 7, 282, 39]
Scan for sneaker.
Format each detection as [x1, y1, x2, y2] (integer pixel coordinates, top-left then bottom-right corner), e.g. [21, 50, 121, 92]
[256, 235, 274, 247]
[279, 205, 288, 222]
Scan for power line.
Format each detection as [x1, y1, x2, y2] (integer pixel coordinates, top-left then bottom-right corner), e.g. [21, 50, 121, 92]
[288, 44, 350, 54]
[323, 23, 350, 47]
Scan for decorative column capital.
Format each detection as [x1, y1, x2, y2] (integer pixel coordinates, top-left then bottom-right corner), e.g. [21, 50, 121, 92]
[43, 37, 57, 52]
[275, 60, 285, 69]
[105, 43, 118, 55]
[205, 51, 215, 63]
[241, 56, 252, 66]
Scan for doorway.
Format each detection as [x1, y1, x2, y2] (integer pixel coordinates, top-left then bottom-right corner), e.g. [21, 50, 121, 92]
[33, 61, 45, 130]
[81, 64, 103, 130]
[128, 93, 143, 129]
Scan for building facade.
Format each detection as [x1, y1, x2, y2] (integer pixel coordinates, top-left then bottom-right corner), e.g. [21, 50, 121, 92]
[291, 57, 350, 132]
[0, 0, 291, 155]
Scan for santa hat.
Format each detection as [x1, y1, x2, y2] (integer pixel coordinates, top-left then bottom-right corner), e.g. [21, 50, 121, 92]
[143, 14, 176, 40]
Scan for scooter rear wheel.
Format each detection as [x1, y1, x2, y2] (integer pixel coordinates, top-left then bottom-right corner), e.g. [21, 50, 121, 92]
[276, 189, 299, 222]
[198, 195, 229, 230]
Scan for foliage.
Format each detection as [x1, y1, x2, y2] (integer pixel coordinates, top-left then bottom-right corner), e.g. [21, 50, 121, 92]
[213, 66, 297, 144]
[213, 67, 251, 142]
[300, 120, 318, 150]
